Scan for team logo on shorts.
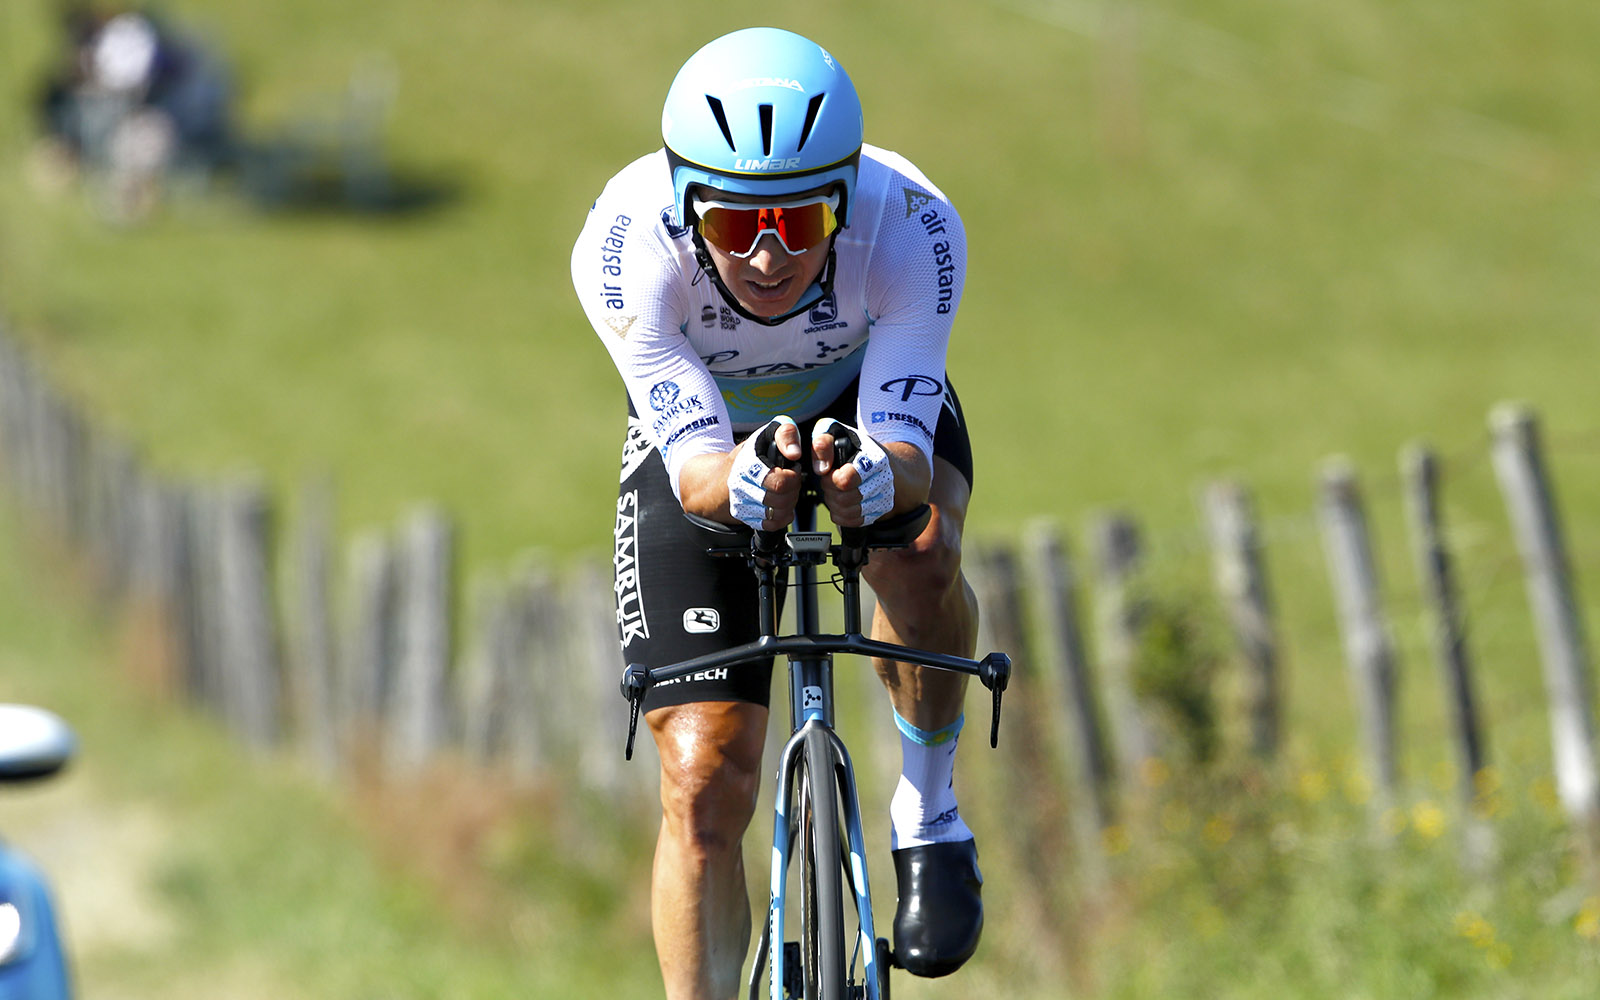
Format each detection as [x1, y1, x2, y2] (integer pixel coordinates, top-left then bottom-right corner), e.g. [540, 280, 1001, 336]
[683, 608, 721, 634]
[614, 490, 649, 648]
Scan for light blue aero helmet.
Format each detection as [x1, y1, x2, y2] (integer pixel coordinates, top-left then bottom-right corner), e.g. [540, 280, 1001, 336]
[662, 28, 863, 321]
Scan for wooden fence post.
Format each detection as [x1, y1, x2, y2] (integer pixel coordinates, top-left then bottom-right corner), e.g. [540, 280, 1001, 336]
[1091, 512, 1156, 786]
[215, 477, 282, 750]
[0, 330, 21, 480]
[85, 433, 139, 605]
[8, 351, 48, 516]
[122, 471, 185, 692]
[1025, 521, 1114, 864]
[1489, 405, 1600, 864]
[1401, 444, 1493, 866]
[290, 478, 339, 776]
[386, 506, 455, 776]
[1317, 458, 1400, 812]
[508, 563, 561, 785]
[341, 528, 399, 768]
[1202, 481, 1281, 760]
[968, 540, 1078, 958]
[568, 558, 649, 799]
[176, 483, 224, 713]
[54, 398, 89, 549]
[460, 571, 511, 766]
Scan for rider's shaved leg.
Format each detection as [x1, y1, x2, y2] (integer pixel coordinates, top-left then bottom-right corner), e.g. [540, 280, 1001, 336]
[862, 456, 985, 977]
[863, 456, 976, 730]
[648, 700, 768, 1000]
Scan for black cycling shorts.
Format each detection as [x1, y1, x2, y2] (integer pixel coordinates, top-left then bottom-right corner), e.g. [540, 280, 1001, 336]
[612, 377, 972, 713]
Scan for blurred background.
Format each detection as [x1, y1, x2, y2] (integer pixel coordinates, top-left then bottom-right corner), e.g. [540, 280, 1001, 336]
[2, 0, 1600, 996]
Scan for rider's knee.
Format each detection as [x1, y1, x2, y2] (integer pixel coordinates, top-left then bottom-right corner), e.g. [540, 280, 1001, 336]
[866, 518, 964, 604]
[657, 725, 764, 853]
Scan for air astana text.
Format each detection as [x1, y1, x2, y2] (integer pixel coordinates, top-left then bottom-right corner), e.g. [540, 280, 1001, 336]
[599, 214, 632, 310]
[920, 209, 957, 315]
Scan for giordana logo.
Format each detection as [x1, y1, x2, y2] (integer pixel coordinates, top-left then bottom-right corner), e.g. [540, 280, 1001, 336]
[648, 381, 680, 411]
[735, 77, 805, 92]
[880, 376, 944, 402]
[683, 608, 721, 634]
[735, 157, 802, 172]
[661, 205, 690, 239]
[805, 292, 849, 336]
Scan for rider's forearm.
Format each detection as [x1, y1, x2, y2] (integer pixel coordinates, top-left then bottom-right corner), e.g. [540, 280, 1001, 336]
[884, 441, 932, 513]
[677, 451, 737, 523]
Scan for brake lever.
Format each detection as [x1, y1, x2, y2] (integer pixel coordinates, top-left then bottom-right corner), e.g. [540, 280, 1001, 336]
[620, 664, 650, 760]
[978, 652, 1011, 748]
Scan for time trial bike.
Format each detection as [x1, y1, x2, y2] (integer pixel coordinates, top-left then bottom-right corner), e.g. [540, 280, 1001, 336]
[619, 440, 1011, 1000]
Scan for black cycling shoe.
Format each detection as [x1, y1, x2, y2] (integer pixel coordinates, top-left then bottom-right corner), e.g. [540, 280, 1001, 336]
[891, 839, 983, 978]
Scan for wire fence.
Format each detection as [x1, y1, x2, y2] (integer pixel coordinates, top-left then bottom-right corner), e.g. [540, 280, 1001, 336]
[3, 314, 1600, 906]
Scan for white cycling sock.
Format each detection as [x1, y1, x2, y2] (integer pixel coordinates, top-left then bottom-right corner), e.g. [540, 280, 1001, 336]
[889, 712, 973, 850]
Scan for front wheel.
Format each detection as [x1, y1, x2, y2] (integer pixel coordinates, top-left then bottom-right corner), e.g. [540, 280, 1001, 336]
[799, 726, 846, 1000]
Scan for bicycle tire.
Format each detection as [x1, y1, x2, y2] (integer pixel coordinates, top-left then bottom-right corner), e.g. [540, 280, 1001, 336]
[799, 725, 847, 1000]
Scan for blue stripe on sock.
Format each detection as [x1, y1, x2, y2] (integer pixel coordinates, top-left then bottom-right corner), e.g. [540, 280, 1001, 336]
[893, 711, 964, 747]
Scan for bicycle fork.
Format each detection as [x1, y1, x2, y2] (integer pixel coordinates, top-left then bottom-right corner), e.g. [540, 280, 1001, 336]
[750, 713, 883, 1000]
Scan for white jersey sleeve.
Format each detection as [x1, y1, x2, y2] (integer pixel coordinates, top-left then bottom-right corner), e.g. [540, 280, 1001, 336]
[854, 150, 966, 476]
[571, 154, 736, 500]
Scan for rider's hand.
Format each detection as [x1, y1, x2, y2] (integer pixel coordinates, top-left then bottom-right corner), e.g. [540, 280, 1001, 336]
[811, 419, 894, 527]
[727, 416, 804, 530]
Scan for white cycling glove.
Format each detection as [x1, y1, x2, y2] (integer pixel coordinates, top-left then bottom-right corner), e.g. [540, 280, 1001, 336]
[813, 419, 895, 524]
[726, 416, 796, 529]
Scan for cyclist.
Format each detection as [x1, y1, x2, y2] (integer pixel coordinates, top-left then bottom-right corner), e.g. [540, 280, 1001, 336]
[572, 27, 982, 999]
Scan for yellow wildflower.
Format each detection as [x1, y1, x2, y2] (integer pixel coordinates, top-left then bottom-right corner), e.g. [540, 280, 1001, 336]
[1410, 801, 1447, 841]
[1140, 757, 1171, 789]
[1297, 769, 1329, 803]
[1576, 896, 1600, 942]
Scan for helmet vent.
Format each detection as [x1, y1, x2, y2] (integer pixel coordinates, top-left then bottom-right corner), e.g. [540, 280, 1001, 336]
[704, 96, 737, 152]
[796, 93, 826, 153]
[758, 104, 774, 156]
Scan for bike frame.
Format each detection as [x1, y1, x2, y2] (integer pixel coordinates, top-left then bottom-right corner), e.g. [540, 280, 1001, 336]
[620, 497, 1010, 1000]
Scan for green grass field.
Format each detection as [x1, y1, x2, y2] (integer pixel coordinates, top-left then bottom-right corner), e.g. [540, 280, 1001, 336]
[5, 0, 1600, 995]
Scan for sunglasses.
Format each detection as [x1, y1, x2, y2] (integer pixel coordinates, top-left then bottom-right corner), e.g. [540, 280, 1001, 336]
[692, 193, 841, 258]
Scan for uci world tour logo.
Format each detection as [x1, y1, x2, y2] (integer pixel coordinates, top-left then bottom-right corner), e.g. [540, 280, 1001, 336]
[649, 380, 680, 411]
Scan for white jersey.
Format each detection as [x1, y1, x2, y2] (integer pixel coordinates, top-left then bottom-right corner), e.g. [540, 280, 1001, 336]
[572, 145, 966, 500]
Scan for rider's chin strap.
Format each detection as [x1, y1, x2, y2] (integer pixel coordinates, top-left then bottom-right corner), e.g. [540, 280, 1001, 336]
[692, 231, 839, 327]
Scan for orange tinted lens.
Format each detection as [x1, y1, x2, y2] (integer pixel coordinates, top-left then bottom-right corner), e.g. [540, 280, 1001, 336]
[698, 202, 837, 255]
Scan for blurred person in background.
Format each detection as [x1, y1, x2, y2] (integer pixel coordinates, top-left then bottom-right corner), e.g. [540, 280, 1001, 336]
[573, 27, 984, 1000]
[33, 4, 235, 219]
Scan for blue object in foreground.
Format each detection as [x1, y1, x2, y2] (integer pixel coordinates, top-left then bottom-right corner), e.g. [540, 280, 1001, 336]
[0, 705, 77, 1000]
